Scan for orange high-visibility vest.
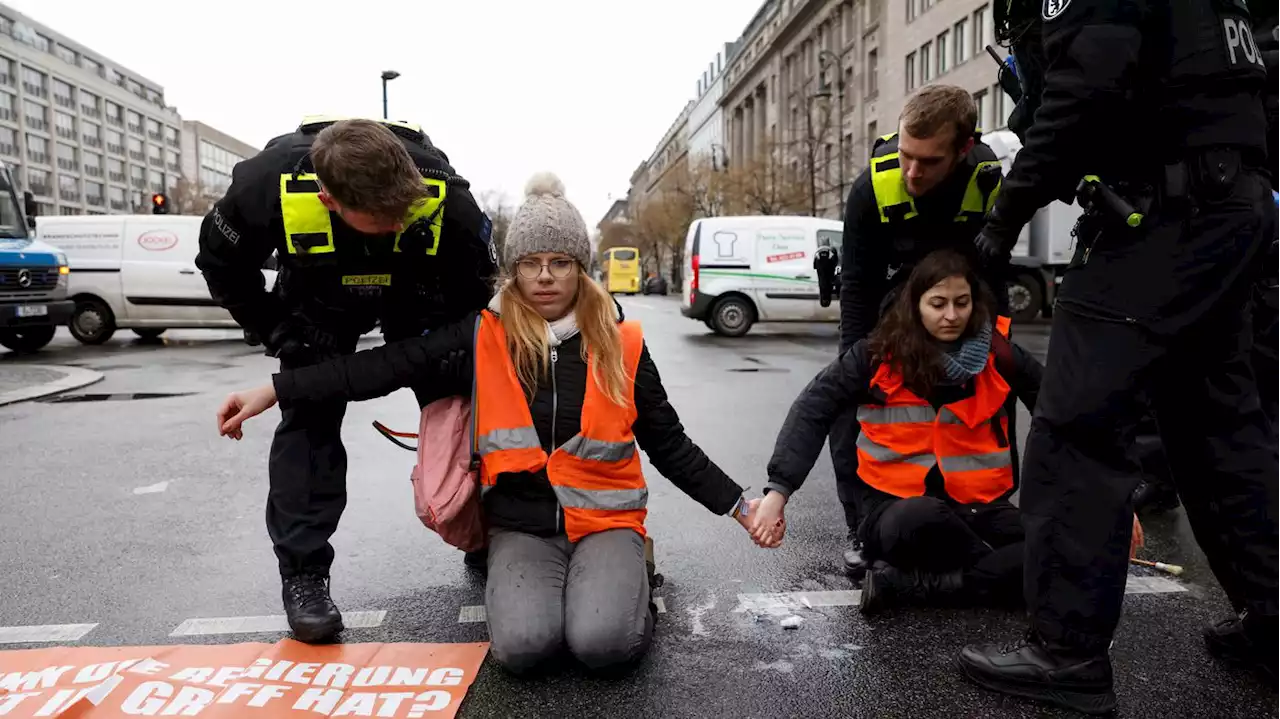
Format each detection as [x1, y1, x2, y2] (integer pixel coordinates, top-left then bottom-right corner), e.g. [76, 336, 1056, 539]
[855, 317, 1015, 504]
[473, 310, 648, 542]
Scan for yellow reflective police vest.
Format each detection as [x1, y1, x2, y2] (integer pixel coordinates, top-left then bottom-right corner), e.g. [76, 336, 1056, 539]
[278, 173, 447, 256]
[869, 132, 1002, 223]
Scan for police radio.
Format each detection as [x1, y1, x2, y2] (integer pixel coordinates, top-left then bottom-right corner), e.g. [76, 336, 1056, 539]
[814, 245, 840, 308]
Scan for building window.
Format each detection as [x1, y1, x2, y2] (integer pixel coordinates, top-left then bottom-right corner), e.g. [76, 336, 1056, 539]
[54, 111, 76, 141]
[81, 56, 103, 77]
[105, 101, 123, 127]
[26, 134, 49, 165]
[974, 89, 991, 131]
[12, 23, 50, 53]
[21, 66, 45, 97]
[86, 181, 104, 207]
[23, 100, 46, 131]
[937, 31, 949, 75]
[0, 56, 12, 86]
[107, 157, 125, 183]
[975, 5, 990, 53]
[106, 129, 125, 156]
[921, 42, 933, 83]
[83, 151, 102, 178]
[130, 164, 145, 190]
[0, 92, 12, 121]
[905, 52, 916, 92]
[148, 143, 163, 168]
[0, 127, 15, 157]
[58, 173, 80, 202]
[866, 48, 879, 97]
[149, 169, 165, 193]
[867, 120, 879, 154]
[80, 90, 100, 117]
[52, 78, 74, 108]
[954, 19, 970, 65]
[108, 185, 126, 210]
[56, 142, 77, 171]
[993, 83, 1008, 128]
[127, 136, 144, 161]
[82, 121, 101, 148]
[165, 126, 180, 148]
[906, 0, 916, 22]
[127, 110, 143, 135]
[166, 148, 180, 173]
[28, 167, 50, 196]
[55, 44, 77, 65]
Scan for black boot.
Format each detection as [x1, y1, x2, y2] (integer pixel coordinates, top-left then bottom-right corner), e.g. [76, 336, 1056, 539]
[958, 632, 1116, 715]
[859, 561, 963, 614]
[843, 529, 868, 580]
[282, 574, 343, 644]
[1132, 479, 1180, 514]
[1205, 613, 1278, 684]
[463, 548, 488, 572]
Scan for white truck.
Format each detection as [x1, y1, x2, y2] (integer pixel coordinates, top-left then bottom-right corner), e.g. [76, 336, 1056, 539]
[983, 129, 1084, 323]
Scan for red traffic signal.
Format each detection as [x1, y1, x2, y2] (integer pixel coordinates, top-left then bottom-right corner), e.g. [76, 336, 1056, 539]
[151, 193, 169, 215]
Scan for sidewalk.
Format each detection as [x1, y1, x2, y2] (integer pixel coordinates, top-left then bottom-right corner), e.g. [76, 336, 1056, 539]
[0, 363, 104, 407]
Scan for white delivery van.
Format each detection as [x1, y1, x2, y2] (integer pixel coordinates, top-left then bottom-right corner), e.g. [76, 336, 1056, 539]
[679, 215, 843, 336]
[35, 214, 278, 344]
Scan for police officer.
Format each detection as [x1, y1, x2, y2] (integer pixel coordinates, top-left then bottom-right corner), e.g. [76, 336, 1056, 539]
[959, 0, 1279, 712]
[830, 84, 1007, 574]
[197, 117, 497, 644]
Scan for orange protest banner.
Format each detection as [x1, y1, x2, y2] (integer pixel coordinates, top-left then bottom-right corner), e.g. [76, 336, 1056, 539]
[0, 640, 489, 718]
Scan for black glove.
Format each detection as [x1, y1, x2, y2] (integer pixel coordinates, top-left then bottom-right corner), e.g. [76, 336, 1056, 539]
[264, 319, 338, 365]
[974, 202, 1024, 267]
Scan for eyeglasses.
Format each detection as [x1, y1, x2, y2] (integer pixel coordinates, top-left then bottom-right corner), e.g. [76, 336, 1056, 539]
[516, 258, 576, 279]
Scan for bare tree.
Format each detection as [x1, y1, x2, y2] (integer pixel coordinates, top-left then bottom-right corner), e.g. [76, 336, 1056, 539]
[169, 176, 219, 216]
[631, 188, 694, 287]
[476, 189, 517, 262]
[720, 137, 813, 216]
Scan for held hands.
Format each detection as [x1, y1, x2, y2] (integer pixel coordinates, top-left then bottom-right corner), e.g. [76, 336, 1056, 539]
[746, 492, 788, 549]
[216, 385, 279, 440]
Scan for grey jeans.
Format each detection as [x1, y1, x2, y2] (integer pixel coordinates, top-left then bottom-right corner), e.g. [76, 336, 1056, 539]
[485, 527, 653, 675]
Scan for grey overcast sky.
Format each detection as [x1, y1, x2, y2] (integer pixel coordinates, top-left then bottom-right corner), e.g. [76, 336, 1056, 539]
[12, 0, 761, 231]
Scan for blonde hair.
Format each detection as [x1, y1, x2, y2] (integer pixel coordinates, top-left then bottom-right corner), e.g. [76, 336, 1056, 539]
[498, 267, 630, 406]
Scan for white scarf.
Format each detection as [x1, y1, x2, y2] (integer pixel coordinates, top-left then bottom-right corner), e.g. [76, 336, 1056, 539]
[486, 291, 582, 348]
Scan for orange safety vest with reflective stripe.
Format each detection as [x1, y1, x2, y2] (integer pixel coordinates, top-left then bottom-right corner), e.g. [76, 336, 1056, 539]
[855, 317, 1015, 505]
[473, 310, 648, 542]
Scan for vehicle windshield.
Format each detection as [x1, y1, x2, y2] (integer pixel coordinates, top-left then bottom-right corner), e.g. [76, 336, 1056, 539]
[0, 169, 28, 239]
[612, 249, 637, 261]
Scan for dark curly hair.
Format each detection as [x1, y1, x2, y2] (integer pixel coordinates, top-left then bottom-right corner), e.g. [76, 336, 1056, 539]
[867, 249, 997, 397]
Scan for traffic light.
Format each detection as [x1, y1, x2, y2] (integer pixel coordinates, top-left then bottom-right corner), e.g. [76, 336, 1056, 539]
[151, 193, 169, 215]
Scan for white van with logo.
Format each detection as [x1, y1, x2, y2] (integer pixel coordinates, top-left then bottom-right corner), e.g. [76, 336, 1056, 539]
[35, 214, 277, 344]
[680, 215, 843, 336]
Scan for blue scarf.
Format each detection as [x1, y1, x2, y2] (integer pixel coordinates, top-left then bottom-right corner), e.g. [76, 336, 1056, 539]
[938, 321, 993, 384]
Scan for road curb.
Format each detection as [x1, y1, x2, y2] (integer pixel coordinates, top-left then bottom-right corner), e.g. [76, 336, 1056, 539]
[0, 364, 104, 407]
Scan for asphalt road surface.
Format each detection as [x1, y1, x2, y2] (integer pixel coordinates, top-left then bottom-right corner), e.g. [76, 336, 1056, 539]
[0, 297, 1274, 718]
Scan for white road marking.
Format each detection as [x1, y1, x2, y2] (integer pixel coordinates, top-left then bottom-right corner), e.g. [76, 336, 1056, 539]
[733, 576, 1188, 615]
[652, 596, 668, 614]
[132, 481, 170, 495]
[458, 605, 486, 624]
[625, 300, 654, 310]
[0, 623, 97, 644]
[169, 610, 386, 637]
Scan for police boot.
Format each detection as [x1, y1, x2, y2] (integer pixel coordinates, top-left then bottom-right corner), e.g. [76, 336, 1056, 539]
[858, 561, 963, 615]
[843, 529, 868, 581]
[1132, 479, 1180, 515]
[958, 632, 1116, 716]
[281, 574, 344, 644]
[463, 548, 488, 573]
[1205, 613, 1279, 685]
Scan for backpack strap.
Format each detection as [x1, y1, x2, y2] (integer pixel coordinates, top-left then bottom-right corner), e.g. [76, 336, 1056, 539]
[991, 328, 1015, 382]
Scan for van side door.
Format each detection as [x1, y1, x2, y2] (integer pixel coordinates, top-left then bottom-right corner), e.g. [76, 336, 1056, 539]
[754, 226, 818, 321]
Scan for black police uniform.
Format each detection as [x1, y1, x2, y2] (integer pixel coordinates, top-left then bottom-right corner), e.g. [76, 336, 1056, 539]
[195, 117, 496, 641]
[832, 132, 1008, 572]
[961, 0, 1278, 713]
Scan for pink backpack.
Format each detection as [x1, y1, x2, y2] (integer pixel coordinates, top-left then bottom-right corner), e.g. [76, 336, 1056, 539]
[374, 371, 485, 553]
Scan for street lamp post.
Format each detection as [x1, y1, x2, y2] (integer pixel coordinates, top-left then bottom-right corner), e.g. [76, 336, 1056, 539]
[817, 50, 846, 213]
[380, 70, 400, 120]
[804, 96, 818, 217]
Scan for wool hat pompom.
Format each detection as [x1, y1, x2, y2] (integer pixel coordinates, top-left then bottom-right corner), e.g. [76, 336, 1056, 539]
[524, 172, 566, 199]
[503, 172, 592, 270]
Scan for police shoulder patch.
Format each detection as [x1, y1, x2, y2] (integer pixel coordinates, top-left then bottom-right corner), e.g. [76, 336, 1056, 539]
[1043, 0, 1071, 21]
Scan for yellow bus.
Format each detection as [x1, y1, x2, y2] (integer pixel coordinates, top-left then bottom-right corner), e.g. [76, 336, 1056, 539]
[602, 246, 641, 294]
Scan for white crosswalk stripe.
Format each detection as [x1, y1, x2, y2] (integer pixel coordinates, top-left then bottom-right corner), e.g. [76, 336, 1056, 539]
[169, 611, 387, 637]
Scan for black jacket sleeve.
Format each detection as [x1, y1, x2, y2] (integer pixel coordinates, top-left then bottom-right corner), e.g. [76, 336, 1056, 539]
[1007, 342, 1044, 413]
[766, 341, 875, 498]
[404, 143, 497, 325]
[839, 171, 888, 352]
[631, 344, 744, 515]
[194, 138, 293, 339]
[988, 0, 1147, 239]
[272, 312, 477, 407]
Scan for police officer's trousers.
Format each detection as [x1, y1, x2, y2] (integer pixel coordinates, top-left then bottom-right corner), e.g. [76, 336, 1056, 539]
[1021, 168, 1279, 655]
[266, 338, 359, 577]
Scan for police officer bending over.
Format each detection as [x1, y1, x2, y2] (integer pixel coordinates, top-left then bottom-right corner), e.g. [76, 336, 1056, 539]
[196, 117, 497, 644]
[830, 85, 1007, 575]
[960, 0, 1278, 713]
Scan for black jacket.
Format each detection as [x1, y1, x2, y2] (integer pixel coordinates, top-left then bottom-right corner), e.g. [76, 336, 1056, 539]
[194, 124, 496, 348]
[839, 149, 1007, 352]
[272, 307, 744, 537]
[766, 334, 1043, 526]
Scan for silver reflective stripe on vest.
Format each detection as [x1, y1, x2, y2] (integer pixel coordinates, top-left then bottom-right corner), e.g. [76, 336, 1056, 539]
[938, 450, 1012, 473]
[856, 432, 937, 468]
[559, 434, 636, 463]
[478, 426, 542, 456]
[857, 405, 937, 424]
[553, 485, 649, 511]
